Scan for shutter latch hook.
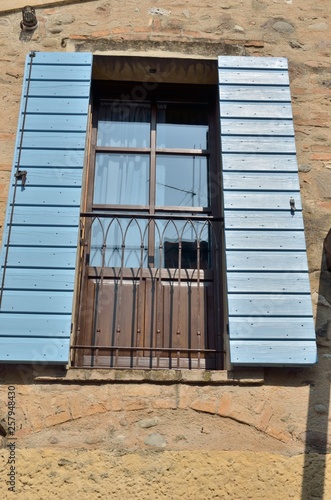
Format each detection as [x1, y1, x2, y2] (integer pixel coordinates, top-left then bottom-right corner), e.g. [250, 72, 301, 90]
[290, 197, 296, 213]
[15, 169, 27, 187]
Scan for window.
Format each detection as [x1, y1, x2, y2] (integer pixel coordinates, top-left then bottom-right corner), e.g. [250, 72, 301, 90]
[0, 52, 316, 367]
[72, 82, 225, 369]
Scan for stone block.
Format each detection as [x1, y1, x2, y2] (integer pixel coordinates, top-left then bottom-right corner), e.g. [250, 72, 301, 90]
[258, 406, 273, 432]
[310, 153, 331, 161]
[218, 393, 232, 416]
[266, 426, 292, 443]
[120, 384, 161, 398]
[190, 399, 217, 415]
[123, 400, 148, 411]
[85, 403, 108, 416]
[311, 145, 331, 152]
[45, 409, 71, 428]
[152, 398, 177, 410]
[111, 27, 131, 34]
[110, 398, 123, 412]
[178, 385, 196, 409]
[91, 30, 111, 37]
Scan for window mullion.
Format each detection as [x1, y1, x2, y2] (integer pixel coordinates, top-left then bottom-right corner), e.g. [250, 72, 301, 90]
[148, 103, 157, 266]
[150, 103, 157, 214]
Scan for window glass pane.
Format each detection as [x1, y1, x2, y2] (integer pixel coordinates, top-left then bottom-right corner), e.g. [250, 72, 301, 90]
[94, 154, 149, 206]
[90, 217, 148, 268]
[154, 218, 210, 269]
[157, 103, 208, 149]
[156, 155, 208, 208]
[97, 102, 151, 148]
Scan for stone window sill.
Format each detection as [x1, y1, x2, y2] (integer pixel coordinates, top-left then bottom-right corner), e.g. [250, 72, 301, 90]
[35, 368, 265, 385]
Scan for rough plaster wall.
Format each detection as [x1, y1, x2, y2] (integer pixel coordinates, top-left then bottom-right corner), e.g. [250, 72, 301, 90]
[1, 449, 331, 500]
[0, 372, 315, 453]
[0, 0, 331, 498]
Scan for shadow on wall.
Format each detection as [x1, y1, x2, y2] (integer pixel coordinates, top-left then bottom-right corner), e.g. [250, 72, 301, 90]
[301, 244, 331, 500]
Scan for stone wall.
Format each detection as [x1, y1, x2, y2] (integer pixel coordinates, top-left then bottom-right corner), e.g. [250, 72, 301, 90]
[0, 1, 331, 498]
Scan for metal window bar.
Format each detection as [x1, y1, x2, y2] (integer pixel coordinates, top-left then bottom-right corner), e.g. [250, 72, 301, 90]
[72, 212, 224, 369]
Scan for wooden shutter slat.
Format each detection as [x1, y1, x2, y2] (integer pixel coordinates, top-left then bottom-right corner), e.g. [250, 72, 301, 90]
[18, 149, 86, 167]
[219, 56, 288, 69]
[21, 131, 87, 149]
[219, 86, 291, 101]
[221, 120, 294, 136]
[1, 291, 74, 314]
[223, 172, 300, 190]
[228, 294, 313, 317]
[26, 97, 90, 114]
[5, 248, 77, 268]
[227, 272, 311, 294]
[29, 52, 92, 65]
[23, 114, 89, 132]
[220, 103, 293, 119]
[0, 314, 71, 337]
[224, 193, 302, 210]
[3, 268, 75, 290]
[226, 251, 308, 272]
[0, 338, 70, 363]
[25, 80, 91, 97]
[229, 317, 315, 340]
[11, 206, 79, 226]
[14, 186, 82, 206]
[224, 212, 304, 229]
[22, 168, 83, 187]
[6, 226, 79, 247]
[230, 341, 316, 366]
[218, 69, 289, 85]
[225, 231, 307, 250]
[222, 154, 298, 172]
[221, 137, 296, 154]
[29, 65, 93, 81]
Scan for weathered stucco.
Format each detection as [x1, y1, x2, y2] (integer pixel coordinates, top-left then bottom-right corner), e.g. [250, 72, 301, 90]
[1, 449, 331, 499]
[0, 0, 331, 498]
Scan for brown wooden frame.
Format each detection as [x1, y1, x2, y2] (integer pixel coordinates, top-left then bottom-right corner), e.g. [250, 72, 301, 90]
[72, 81, 225, 369]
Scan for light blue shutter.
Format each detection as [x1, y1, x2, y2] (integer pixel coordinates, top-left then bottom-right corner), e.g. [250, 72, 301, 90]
[0, 51, 92, 363]
[219, 56, 317, 366]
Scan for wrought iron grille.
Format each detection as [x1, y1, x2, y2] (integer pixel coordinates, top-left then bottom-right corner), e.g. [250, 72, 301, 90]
[71, 213, 224, 369]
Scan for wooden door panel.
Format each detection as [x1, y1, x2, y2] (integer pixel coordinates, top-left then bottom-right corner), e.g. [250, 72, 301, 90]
[143, 279, 216, 367]
[162, 281, 215, 354]
[76, 274, 217, 368]
[79, 278, 145, 366]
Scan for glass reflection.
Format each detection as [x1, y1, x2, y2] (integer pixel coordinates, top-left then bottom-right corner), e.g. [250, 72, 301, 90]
[154, 218, 210, 269]
[157, 103, 208, 149]
[94, 154, 149, 206]
[97, 101, 151, 148]
[90, 217, 148, 268]
[156, 155, 208, 208]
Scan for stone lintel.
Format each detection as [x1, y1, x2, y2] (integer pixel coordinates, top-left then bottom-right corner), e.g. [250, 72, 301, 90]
[0, 0, 94, 15]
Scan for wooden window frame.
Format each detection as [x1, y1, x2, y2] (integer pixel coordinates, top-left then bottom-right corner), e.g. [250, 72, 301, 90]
[72, 80, 226, 370]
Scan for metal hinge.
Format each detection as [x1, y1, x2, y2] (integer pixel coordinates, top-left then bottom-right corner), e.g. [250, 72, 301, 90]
[14, 169, 27, 187]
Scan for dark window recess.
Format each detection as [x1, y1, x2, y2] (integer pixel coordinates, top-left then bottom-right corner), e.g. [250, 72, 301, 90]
[72, 83, 224, 369]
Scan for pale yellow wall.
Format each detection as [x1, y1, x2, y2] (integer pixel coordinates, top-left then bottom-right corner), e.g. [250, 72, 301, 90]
[1, 449, 331, 500]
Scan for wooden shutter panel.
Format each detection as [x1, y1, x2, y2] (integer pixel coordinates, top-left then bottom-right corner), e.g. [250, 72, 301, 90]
[0, 51, 92, 363]
[219, 56, 317, 366]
